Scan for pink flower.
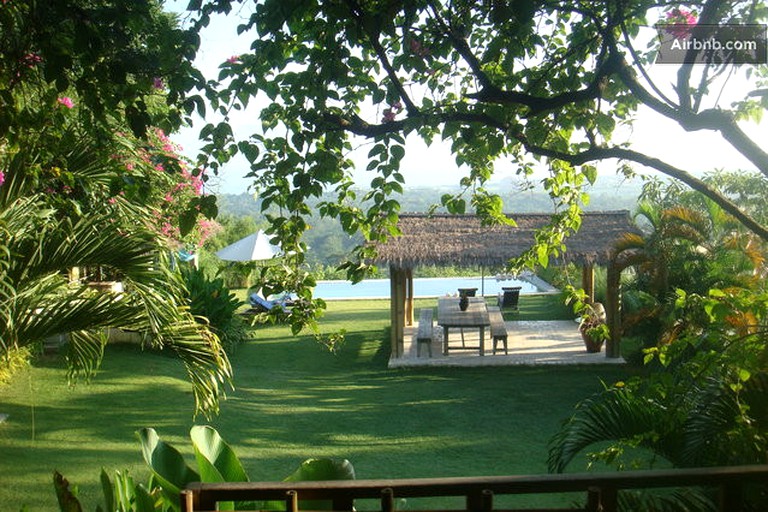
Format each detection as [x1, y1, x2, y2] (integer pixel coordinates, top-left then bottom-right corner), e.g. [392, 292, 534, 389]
[227, 55, 240, 63]
[664, 8, 697, 38]
[153, 77, 164, 89]
[0, 171, 5, 187]
[57, 97, 74, 109]
[22, 53, 42, 68]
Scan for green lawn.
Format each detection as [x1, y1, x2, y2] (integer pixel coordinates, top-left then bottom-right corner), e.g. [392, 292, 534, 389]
[0, 297, 628, 510]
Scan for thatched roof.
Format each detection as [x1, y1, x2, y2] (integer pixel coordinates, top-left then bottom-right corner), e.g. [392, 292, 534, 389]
[372, 211, 638, 268]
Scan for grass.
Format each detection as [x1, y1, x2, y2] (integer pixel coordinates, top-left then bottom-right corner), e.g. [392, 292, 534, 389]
[0, 297, 629, 510]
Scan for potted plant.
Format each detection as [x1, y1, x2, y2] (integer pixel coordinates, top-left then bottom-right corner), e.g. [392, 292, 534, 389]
[565, 286, 609, 353]
[578, 302, 609, 353]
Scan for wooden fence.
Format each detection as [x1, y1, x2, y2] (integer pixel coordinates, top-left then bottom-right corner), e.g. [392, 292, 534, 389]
[181, 464, 768, 512]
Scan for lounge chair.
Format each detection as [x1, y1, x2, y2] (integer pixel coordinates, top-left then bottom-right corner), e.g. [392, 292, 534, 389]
[497, 286, 521, 310]
[246, 292, 293, 314]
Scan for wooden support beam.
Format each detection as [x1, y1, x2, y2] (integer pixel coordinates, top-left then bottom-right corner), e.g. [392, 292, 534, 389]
[605, 263, 622, 359]
[389, 266, 406, 358]
[582, 264, 595, 304]
[405, 267, 414, 326]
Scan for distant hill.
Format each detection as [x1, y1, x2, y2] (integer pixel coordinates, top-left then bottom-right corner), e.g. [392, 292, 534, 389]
[218, 173, 644, 217]
[216, 174, 644, 266]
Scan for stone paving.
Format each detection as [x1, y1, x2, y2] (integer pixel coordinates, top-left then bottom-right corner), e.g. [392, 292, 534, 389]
[389, 320, 625, 368]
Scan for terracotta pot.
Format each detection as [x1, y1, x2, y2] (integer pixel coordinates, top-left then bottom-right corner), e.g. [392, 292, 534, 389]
[580, 328, 604, 353]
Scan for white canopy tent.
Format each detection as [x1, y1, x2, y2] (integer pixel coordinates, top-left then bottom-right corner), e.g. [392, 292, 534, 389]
[214, 230, 281, 262]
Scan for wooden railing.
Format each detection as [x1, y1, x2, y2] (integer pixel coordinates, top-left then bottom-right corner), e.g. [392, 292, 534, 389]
[180, 464, 768, 512]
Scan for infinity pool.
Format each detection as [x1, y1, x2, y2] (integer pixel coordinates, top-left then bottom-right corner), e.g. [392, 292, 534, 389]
[313, 275, 550, 300]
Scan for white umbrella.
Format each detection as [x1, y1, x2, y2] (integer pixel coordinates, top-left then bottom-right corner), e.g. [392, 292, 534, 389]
[215, 230, 281, 262]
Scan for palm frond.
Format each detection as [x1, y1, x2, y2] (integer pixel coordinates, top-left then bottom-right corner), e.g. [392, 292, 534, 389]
[548, 386, 677, 473]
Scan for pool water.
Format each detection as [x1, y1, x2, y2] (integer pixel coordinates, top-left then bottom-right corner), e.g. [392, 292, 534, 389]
[313, 276, 546, 300]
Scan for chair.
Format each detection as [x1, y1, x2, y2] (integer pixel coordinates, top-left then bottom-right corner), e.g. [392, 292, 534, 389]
[497, 286, 521, 310]
[247, 292, 292, 313]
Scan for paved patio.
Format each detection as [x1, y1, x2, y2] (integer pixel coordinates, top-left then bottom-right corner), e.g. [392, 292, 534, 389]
[388, 319, 625, 368]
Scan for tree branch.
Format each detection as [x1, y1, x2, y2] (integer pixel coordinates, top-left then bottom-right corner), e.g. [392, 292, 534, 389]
[676, 0, 728, 111]
[466, 47, 619, 116]
[343, 0, 418, 115]
[521, 141, 768, 242]
[615, 57, 768, 177]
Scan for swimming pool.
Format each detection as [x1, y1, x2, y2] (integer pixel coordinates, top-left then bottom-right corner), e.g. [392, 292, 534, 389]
[313, 275, 553, 300]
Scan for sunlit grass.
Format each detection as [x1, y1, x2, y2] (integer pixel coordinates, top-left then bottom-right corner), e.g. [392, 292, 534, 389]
[0, 297, 627, 510]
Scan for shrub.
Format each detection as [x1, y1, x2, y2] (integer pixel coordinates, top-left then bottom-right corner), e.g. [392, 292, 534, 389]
[180, 266, 248, 350]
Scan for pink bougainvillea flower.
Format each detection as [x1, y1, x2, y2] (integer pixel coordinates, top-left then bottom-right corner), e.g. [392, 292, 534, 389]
[153, 77, 164, 89]
[57, 97, 74, 109]
[664, 8, 697, 38]
[0, 171, 5, 187]
[227, 55, 240, 63]
[22, 53, 42, 68]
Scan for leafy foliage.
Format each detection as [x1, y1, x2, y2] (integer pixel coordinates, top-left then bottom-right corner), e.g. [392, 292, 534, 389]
[181, 266, 248, 350]
[0, 0, 230, 415]
[173, 0, 768, 335]
[53, 426, 355, 511]
[137, 426, 355, 512]
[549, 287, 768, 509]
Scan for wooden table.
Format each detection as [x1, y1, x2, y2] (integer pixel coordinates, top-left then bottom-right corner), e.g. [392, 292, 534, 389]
[437, 297, 490, 356]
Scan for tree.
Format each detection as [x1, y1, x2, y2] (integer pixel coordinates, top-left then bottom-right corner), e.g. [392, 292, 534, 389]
[184, 0, 768, 250]
[177, 0, 767, 330]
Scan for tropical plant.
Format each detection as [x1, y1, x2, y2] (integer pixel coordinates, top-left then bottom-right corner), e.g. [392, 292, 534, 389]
[0, 123, 231, 416]
[181, 266, 248, 350]
[565, 287, 609, 352]
[614, 179, 768, 354]
[137, 426, 355, 512]
[0, 0, 231, 414]
[54, 469, 163, 512]
[52, 426, 355, 511]
[549, 287, 768, 510]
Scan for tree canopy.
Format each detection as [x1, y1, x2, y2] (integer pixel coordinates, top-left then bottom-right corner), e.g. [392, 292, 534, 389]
[176, 0, 767, 326]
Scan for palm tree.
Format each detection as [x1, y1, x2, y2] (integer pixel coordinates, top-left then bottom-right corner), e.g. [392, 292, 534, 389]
[0, 128, 231, 416]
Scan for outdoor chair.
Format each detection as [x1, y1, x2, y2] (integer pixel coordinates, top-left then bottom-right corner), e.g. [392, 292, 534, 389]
[498, 286, 521, 310]
[246, 292, 292, 313]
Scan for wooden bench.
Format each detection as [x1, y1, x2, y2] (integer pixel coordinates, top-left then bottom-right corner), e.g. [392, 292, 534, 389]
[487, 305, 508, 355]
[416, 308, 434, 357]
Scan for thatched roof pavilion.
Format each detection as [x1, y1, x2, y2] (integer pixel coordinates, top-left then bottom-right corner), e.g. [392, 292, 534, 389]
[373, 211, 636, 268]
[371, 211, 639, 360]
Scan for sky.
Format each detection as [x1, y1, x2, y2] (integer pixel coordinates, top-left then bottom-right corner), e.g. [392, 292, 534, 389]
[165, 1, 764, 195]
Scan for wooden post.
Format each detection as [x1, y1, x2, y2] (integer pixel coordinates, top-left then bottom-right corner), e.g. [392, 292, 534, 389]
[389, 266, 406, 358]
[605, 262, 622, 359]
[582, 264, 595, 304]
[405, 267, 414, 326]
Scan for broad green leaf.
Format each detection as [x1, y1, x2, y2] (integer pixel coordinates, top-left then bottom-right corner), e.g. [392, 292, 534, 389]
[263, 459, 356, 511]
[136, 428, 199, 498]
[99, 469, 114, 512]
[190, 425, 249, 483]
